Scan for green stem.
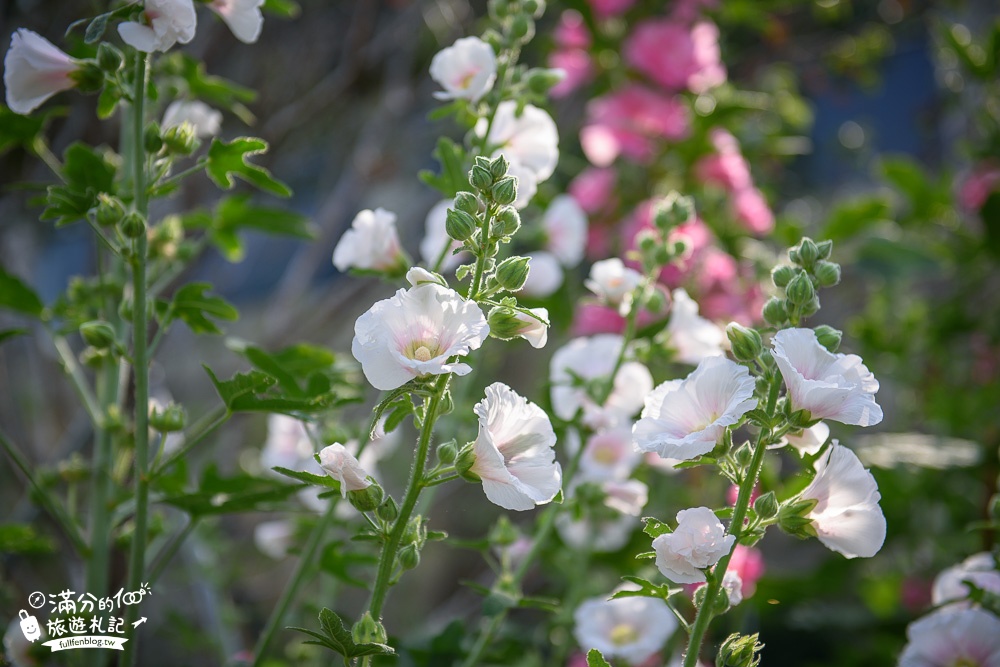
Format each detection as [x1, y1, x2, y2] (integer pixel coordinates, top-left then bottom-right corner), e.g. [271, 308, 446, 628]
[681, 373, 782, 667]
[151, 405, 229, 478]
[48, 330, 103, 427]
[84, 362, 119, 604]
[155, 158, 207, 191]
[123, 51, 150, 667]
[147, 517, 198, 586]
[467, 204, 496, 300]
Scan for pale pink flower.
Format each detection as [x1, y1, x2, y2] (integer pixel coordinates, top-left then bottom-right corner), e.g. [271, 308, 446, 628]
[664, 288, 727, 365]
[624, 19, 725, 93]
[586, 0, 637, 19]
[210, 0, 264, 44]
[332, 208, 405, 273]
[772, 328, 883, 427]
[586, 258, 643, 309]
[688, 22, 727, 93]
[958, 163, 1000, 211]
[161, 100, 222, 138]
[405, 266, 446, 288]
[898, 607, 1000, 667]
[573, 592, 676, 666]
[633, 356, 757, 461]
[430, 36, 497, 103]
[419, 199, 466, 271]
[932, 553, 1000, 608]
[118, 0, 197, 53]
[582, 85, 690, 166]
[543, 195, 589, 267]
[254, 520, 294, 559]
[670, 0, 721, 24]
[727, 544, 765, 598]
[556, 512, 638, 552]
[549, 50, 593, 98]
[470, 382, 561, 511]
[261, 414, 314, 473]
[572, 303, 626, 336]
[555, 10, 591, 50]
[569, 167, 617, 216]
[351, 283, 489, 390]
[732, 187, 775, 235]
[481, 101, 559, 183]
[512, 307, 549, 349]
[319, 442, 373, 497]
[4, 29, 79, 115]
[800, 443, 885, 559]
[579, 426, 641, 482]
[521, 251, 564, 297]
[602, 479, 649, 516]
[653, 506, 735, 584]
[695, 129, 752, 191]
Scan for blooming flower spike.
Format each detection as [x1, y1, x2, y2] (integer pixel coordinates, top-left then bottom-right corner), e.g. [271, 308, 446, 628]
[4, 29, 80, 115]
[118, 0, 198, 53]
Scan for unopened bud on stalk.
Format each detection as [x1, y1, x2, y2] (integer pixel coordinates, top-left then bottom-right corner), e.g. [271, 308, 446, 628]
[494, 206, 521, 237]
[753, 491, 779, 520]
[718, 632, 764, 667]
[726, 323, 763, 362]
[454, 191, 480, 215]
[813, 260, 841, 288]
[525, 67, 564, 93]
[455, 443, 480, 482]
[813, 325, 842, 352]
[436, 440, 458, 465]
[491, 176, 518, 206]
[797, 237, 820, 268]
[489, 154, 509, 180]
[149, 402, 186, 432]
[162, 123, 198, 155]
[511, 15, 534, 42]
[97, 43, 124, 73]
[785, 272, 815, 306]
[375, 496, 398, 522]
[771, 265, 796, 288]
[495, 256, 531, 291]
[471, 165, 493, 192]
[95, 193, 126, 227]
[398, 543, 420, 570]
[120, 211, 146, 238]
[445, 208, 477, 241]
[348, 481, 385, 512]
[143, 122, 163, 153]
[79, 320, 115, 349]
[352, 612, 386, 645]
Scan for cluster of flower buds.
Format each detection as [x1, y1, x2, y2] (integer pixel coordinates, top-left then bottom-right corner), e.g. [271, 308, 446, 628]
[631, 191, 695, 276]
[485, 0, 547, 51]
[763, 237, 841, 327]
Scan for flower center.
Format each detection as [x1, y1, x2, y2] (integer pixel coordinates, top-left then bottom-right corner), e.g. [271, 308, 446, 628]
[591, 442, 620, 465]
[455, 69, 480, 89]
[406, 340, 441, 362]
[609, 622, 639, 646]
[952, 659, 980, 667]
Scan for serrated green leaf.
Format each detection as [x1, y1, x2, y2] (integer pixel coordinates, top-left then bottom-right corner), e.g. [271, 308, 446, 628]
[210, 194, 314, 262]
[204, 366, 276, 409]
[245, 346, 304, 397]
[295, 608, 394, 663]
[206, 137, 291, 197]
[166, 283, 238, 335]
[161, 464, 305, 516]
[587, 649, 612, 667]
[41, 143, 117, 227]
[611, 575, 679, 602]
[0, 105, 57, 155]
[642, 517, 671, 538]
[271, 466, 339, 491]
[0, 267, 43, 317]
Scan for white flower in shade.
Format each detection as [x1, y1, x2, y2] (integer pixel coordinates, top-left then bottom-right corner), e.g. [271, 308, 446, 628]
[776, 421, 830, 456]
[261, 414, 314, 473]
[333, 207, 405, 273]
[542, 195, 588, 267]
[772, 328, 883, 427]
[430, 36, 497, 103]
[580, 426, 641, 482]
[550, 334, 653, 427]
[506, 160, 539, 209]
[420, 199, 466, 271]
[633, 356, 757, 462]
[722, 570, 744, 607]
[573, 592, 676, 666]
[556, 512, 638, 552]
[210, 0, 264, 44]
[520, 251, 564, 297]
[932, 552, 1000, 608]
[898, 607, 1000, 667]
[318, 442, 372, 497]
[351, 283, 489, 391]
[586, 258, 643, 309]
[4, 29, 81, 115]
[254, 520, 293, 559]
[470, 382, 561, 511]
[602, 479, 648, 516]
[481, 101, 559, 183]
[799, 443, 886, 559]
[653, 506, 735, 584]
[161, 100, 222, 138]
[665, 288, 726, 365]
[512, 307, 549, 349]
[118, 0, 197, 53]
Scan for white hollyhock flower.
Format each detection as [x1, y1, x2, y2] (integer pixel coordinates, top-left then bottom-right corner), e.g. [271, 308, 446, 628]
[573, 592, 676, 666]
[512, 307, 549, 349]
[722, 571, 744, 606]
[556, 512, 638, 552]
[932, 552, 1000, 608]
[550, 334, 653, 426]
[543, 195, 588, 267]
[261, 414, 314, 473]
[520, 251, 564, 297]
[4, 29, 81, 115]
[898, 607, 1000, 667]
[430, 36, 497, 103]
[254, 520, 293, 559]
[333, 207, 405, 273]
[653, 506, 735, 584]
[772, 328, 883, 427]
[405, 266, 447, 288]
[351, 283, 488, 391]
[420, 199, 466, 271]
[580, 426, 641, 482]
[469, 382, 561, 511]
[161, 100, 222, 138]
[209, 0, 264, 44]
[777, 421, 830, 456]
[633, 356, 757, 461]
[118, 0, 197, 53]
[586, 258, 643, 309]
[506, 159, 539, 209]
[481, 101, 559, 183]
[665, 288, 726, 365]
[602, 479, 648, 516]
[318, 442, 372, 497]
[799, 443, 886, 559]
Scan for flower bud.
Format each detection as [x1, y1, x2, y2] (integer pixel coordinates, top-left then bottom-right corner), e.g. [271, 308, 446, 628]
[162, 123, 198, 155]
[436, 440, 458, 464]
[718, 632, 764, 667]
[655, 191, 694, 231]
[97, 43, 124, 73]
[398, 543, 420, 570]
[644, 287, 667, 314]
[813, 325, 842, 352]
[491, 176, 518, 206]
[348, 481, 385, 512]
[351, 612, 387, 645]
[785, 272, 815, 306]
[797, 237, 819, 268]
[813, 260, 841, 288]
[488, 516, 519, 547]
[761, 296, 788, 325]
[726, 323, 763, 362]
[118, 297, 133, 321]
[80, 347, 109, 368]
[787, 408, 814, 429]
[488, 0, 511, 19]
[489, 154, 509, 180]
[495, 255, 531, 291]
[79, 320, 116, 349]
[120, 211, 147, 239]
[525, 67, 565, 94]
[523, 0, 544, 17]
[470, 165, 493, 191]
[733, 442, 753, 469]
[753, 491, 779, 520]
[149, 402, 186, 432]
[69, 61, 104, 94]
[446, 208, 478, 241]
[800, 295, 821, 318]
[375, 496, 398, 522]
[494, 206, 521, 237]
[816, 239, 833, 260]
[455, 443, 480, 482]
[454, 191, 480, 215]
[143, 122, 163, 154]
[777, 497, 819, 536]
[636, 229, 659, 255]
[488, 306, 526, 339]
[511, 15, 534, 42]
[95, 193, 126, 227]
[770, 264, 796, 288]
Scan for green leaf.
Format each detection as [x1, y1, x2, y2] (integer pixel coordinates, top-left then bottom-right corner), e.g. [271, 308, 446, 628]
[821, 196, 891, 242]
[204, 366, 276, 409]
[611, 576, 679, 602]
[209, 194, 314, 261]
[0, 267, 43, 317]
[262, 0, 301, 18]
[420, 137, 468, 198]
[41, 143, 117, 227]
[164, 283, 238, 335]
[161, 464, 305, 516]
[319, 541, 378, 588]
[0, 105, 58, 155]
[641, 516, 672, 539]
[292, 608, 394, 665]
[271, 466, 340, 491]
[245, 346, 305, 397]
[206, 137, 291, 197]
[0, 523, 55, 554]
[587, 649, 612, 667]
[204, 365, 350, 415]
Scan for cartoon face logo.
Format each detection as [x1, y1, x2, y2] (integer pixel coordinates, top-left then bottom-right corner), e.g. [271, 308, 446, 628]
[19, 610, 41, 642]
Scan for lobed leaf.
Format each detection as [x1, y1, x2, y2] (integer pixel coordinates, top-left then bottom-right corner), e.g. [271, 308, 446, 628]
[206, 137, 291, 197]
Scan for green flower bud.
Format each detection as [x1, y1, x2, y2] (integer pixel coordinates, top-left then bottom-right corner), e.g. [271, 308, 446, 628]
[95, 193, 126, 227]
[800, 295, 821, 318]
[398, 543, 420, 570]
[525, 67, 565, 94]
[762, 297, 787, 326]
[813, 260, 841, 288]
[454, 191, 480, 215]
[732, 441, 753, 468]
[69, 61, 104, 94]
[813, 324, 842, 352]
[79, 320, 116, 349]
[777, 497, 819, 536]
[771, 264, 796, 289]
[494, 206, 521, 237]
[80, 346, 109, 369]
[149, 402, 186, 432]
[348, 481, 385, 512]
[375, 496, 399, 522]
[445, 208, 478, 241]
[692, 584, 708, 610]
[488, 0, 511, 19]
[753, 491, 779, 520]
[787, 247, 800, 265]
[491, 176, 518, 206]
[522, 0, 544, 17]
[488, 306, 526, 339]
[351, 612, 387, 645]
[118, 298, 133, 322]
[787, 408, 814, 428]
[636, 229, 659, 255]
[785, 272, 815, 306]
[495, 255, 531, 291]
[644, 287, 667, 314]
[455, 443, 480, 482]
[653, 244, 671, 267]
[488, 516, 519, 547]
[511, 15, 534, 42]
[718, 632, 764, 667]
[726, 323, 763, 362]
[816, 239, 834, 260]
[143, 122, 163, 154]
[470, 165, 493, 191]
[797, 237, 819, 268]
[162, 123, 198, 155]
[120, 211, 146, 239]
[489, 154, 509, 180]
[97, 43, 124, 73]
[655, 191, 694, 231]
[436, 440, 458, 465]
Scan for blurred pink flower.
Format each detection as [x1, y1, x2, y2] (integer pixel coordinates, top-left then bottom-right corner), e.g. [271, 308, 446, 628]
[958, 163, 1000, 211]
[549, 49, 593, 98]
[573, 303, 626, 335]
[728, 545, 765, 598]
[670, 0, 720, 24]
[587, 0, 636, 19]
[582, 85, 690, 166]
[732, 187, 775, 235]
[555, 10, 591, 50]
[569, 167, 617, 216]
[726, 483, 759, 508]
[624, 19, 726, 93]
[623, 202, 712, 286]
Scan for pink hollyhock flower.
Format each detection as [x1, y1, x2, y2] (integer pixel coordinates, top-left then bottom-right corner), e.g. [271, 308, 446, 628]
[932, 552, 1000, 608]
[958, 163, 1000, 210]
[4, 29, 80, 115]
[555, 10, 591, 50]
[582, 85, 690, 166]
[549, 49, 593, 98]
[898, 607, 1000, 667]
[572, 303, 626, 336]
[670, 0, 721, 24]
[727, 544, 765, 598]
[624, 19, 726, 93]
[586, 258, 644, 309]
[725, 484, 760, 508]
[732, 187, 775, 235]
[695, 152, 753, 191]
[318, 443, 373, 497]
[569, 167, 617, 216]
[332, 208, 406, 273]
[543, 195, 589, 267]
[586, 0, 637, 19]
